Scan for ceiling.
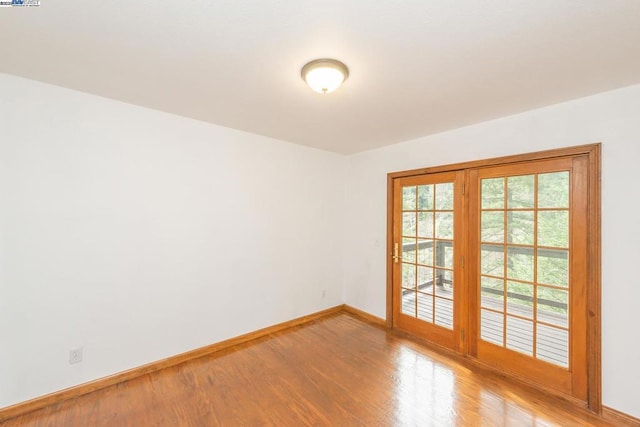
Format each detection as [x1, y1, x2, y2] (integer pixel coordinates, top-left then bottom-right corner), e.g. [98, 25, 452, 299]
[2, 1, 640, 154]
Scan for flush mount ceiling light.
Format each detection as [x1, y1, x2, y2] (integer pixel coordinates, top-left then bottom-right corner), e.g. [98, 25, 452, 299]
[301, 59, 349, 94]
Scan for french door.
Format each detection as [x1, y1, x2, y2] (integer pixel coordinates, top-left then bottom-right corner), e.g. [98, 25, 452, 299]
[391, 171, 464, 351]
[389, 146, 600, 407]
[468, 156, 588, 400]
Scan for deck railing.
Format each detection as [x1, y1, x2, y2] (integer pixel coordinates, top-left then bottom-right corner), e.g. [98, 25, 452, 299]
[400, 240, 567, 310]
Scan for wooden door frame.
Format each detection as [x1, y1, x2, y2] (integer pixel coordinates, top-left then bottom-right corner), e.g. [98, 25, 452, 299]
[386, 143, 601, 412]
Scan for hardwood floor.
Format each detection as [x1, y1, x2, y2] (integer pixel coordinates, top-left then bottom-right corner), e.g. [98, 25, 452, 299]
[0, 313, 621, 426]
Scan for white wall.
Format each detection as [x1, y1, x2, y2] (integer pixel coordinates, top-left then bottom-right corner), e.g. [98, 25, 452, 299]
[344, 84, 640, 417]
[0, 73, 347, 408]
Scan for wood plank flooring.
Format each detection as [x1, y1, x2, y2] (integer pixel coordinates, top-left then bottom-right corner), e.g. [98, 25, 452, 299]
[0, 313, 619, 426]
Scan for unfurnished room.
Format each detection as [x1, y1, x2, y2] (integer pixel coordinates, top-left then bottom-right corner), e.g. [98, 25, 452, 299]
[1, 1, 640, 426]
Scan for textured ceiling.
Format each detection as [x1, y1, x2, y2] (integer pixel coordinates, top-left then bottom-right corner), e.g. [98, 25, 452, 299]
[1, 1, 640, 153]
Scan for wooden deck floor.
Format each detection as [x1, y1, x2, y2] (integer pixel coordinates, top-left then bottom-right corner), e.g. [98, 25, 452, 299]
[0, 313, 613, 426]
[402, 285, 569, 367]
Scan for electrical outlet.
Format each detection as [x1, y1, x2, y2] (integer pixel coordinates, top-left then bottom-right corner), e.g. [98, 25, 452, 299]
[69, 347, 83, 364]
[322, 289, 327, 298]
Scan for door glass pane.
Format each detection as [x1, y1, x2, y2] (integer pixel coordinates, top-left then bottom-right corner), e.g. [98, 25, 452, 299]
[481, 244, 504, 277]
[402, 290, 416, 316]
[506, 281, 533, 319]
[417, 212, 434, 238]
[507, 211, 534, 245]
[538, 211, 569, 248]
[417, 266, 434, 293]
[435, 212, 453, 239]
[481, 211, 504, 243]
[482, 177, 504, 209]
[537, 325, 568, 367]
[507, 175, 534, 208]
[402, 238, 416, 263]
[403, 186, 416, 210]
[435, 183, 454, 210]
[402, 212, 416, 236]
[435, 297, 453, 328]
[537, 249, 568, 288]
[506, 316, 533, 356]
[481, 309, 503, 346]
[435, 241, 453, 268]
[537, 286, 568, 328]
[417, 292, 433, 322]
[418, 185, 434, 210]
[417, 240, 433, 266]
[506, 247, 533, 282]
[481, 276, 504, 309]
[538, 172, 569, 208]
[402, 263, 416, 290]
[434, 269, 453, 297]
